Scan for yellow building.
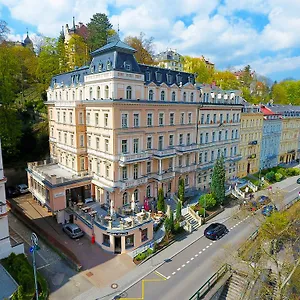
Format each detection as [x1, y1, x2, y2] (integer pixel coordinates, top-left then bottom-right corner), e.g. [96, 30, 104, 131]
[237, 105, 263, 178]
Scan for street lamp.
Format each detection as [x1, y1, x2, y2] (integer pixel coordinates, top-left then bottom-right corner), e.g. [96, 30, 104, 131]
[30, 233, 39, 300]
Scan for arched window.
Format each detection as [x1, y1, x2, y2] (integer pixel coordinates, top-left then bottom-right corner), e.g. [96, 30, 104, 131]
[146, 185, 151, 198]
[172, 91, 176, 101]
[105, 85, 109, 98]
[55, 92, 57, 100]
[59, 92, 62, 100]
[149, 89, 154, 101]
[89, 87, 93, 100]
[80, 90, 83, 100]
[134, 189, 139, 202]
[97, 86, 100, 99]
[190, 92, 194, 102]
[65, 91, 68, 100]
[126, 86, 132, 100]
[72, 91, 75, 101]
[160, 90, 165, 101]
[123, 192, 128, 205]
[183, 92, 186, 102]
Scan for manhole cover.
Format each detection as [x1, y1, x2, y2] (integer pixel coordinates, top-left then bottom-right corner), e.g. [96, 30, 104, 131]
[86, 272, 94, 277]
[111, 283, 118, 289]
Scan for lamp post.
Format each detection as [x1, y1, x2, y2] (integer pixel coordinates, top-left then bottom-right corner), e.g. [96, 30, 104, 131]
[30, 233, 39, 300]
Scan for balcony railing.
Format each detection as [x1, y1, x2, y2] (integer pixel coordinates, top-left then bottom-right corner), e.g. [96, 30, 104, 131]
[119, 177, 148, 190]
[198, 161, 215, 170]
[150, 170, 176, 181]
[228, 155, 242, 162]
[176, 144, 199, 153]
[119, 152, 151, 165]
[150, 148, 176, 157]
[175, 164, 197, 173]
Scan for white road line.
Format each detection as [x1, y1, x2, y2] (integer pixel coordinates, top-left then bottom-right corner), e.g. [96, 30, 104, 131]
[182, 264, 185, 267]
[191, 257, 194, 261]
[186, 261, 190, 264]
[166, 276, 170, 280]
[37, 262, 52, 270]
[203, 248, 206, 251]
[210, 242, 213, 246]
[230, 227, 233, 230]
[177, 268, 181, 271]
[199, 251, 202, 254]
[155, 271, 168, 280]
[172, 272, 176, 275]
[206, 245, 209, 249]
[195, 254, 198, 257]
[213, 241, 216, 243]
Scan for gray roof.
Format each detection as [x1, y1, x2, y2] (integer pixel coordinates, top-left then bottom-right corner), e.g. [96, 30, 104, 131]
[267, 104, 300, 117]
[0, 264, 18, 299]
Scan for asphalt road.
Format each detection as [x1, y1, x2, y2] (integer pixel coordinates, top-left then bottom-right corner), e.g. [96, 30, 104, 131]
[116, 176, 300, 300]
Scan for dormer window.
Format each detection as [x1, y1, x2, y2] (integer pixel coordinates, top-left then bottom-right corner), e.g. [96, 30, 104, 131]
[90, 64, 95, 73]
[124, 61, 132, 71]
[146, 71, 151, 81]
[106, 60, 112, 71]
[98, 61, 104, 72]
[155, 71, 162, 83]
[167, 73, 173, 85]
[176, 74, 182, 85]
[71, 76, 75, 84]
[77, 74, 80, 83]
[188, 76, 193, 83]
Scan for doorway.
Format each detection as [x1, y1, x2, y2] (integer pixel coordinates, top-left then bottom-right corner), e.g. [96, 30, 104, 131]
[247, 163, 251, 174]
[114, 236, 121, 254]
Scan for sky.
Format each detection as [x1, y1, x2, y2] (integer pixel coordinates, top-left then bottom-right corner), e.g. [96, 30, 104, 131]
[1, 0, 300, 82]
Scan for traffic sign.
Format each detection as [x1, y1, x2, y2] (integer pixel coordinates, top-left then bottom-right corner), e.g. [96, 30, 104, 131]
[30, 246, 34, 253]
[31, 233, 38, 246]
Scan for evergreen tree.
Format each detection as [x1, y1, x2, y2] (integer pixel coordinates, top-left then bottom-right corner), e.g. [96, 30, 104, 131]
[169, 210, 174, 233]
[211, 155, 226, 205]
[178, 178, 185, 202]
[175, 201, 182, 221]
[87, 13, 113, 52]
[157, 188, 165, 212]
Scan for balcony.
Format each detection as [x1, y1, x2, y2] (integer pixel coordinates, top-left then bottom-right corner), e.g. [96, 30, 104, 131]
[248, 154, 256, 159]
[248, 140, 258, 145]
[175, 164, 197, 173]
[150, 170, 176, 181]
[198, 161, 215, 170]
[150, 148, 176, 158]
[119, 152, 151, 166]
[119, 177, 148, 190]
[176, 143, 199, 153]
[228, 155, 242, 162]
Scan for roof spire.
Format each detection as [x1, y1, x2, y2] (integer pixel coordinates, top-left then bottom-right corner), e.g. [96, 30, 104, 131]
[26, 27, 29, 37]
[117, 22, 120, 35]
[72, 16, 75, 30]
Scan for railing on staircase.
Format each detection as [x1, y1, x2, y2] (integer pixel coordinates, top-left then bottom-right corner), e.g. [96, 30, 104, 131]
[234, 186, 245, 198]
[189, 264, 231, 300]
[247, 180, 258, 192]
[231, 189, 240, 199]
[187, 206, 202, 226]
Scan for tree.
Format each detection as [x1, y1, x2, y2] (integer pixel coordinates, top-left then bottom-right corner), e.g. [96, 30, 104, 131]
[169, 210, 174, 233]
[213, 70, 241, 90]
[178, 178, 185, 202]
[66, 34, 89, 69]
[0, 20, 9, 42]
[199, 193, 217, 210]
[240, 65, 253, 89]
[124, 32, 155, 65]
[271, 83, 288, 104]
[164, 217, 173, 239]
[175, 201, 182, 221]
[157, 188, 165, 212]
[211, 156, 226, 205]
[87, 13, 113, 52]
[183, 56, 214, 83]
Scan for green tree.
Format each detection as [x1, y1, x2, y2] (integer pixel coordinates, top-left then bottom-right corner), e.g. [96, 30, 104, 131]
[124, 32, 155, 65]
[240, 65, 253, 88]
[57, 33, 68, 73]
[67, 34, 89, 69]
[0, 20, 9, 41]
[271, 83, 288, 104]
[87, 13, 113, 52]
[169, 210, 174, 232]
[157, 188, 165, 212]
[213, 70, 241, 90]
[211, 156, 226, 205]
[199, 193, 216, 210]
[178, 178, 185, 202]
[175, 201, 182, 221]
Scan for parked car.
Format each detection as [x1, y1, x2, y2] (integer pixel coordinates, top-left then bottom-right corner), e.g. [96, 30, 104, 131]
[63, 223, 84, 239]
[5, 186, 20, 198]
[257, 195, 270, 206]
[262, 204, 277, 217]
[297, 178, 300, 184]
[16, 184, 29, 194]
[204, 223, 228, 240]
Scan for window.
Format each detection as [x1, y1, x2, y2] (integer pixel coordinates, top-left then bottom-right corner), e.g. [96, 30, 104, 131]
[79, 112, 83, 124]
[212, 132, 215, 142]
[185, 175, 189, 186]
[106, 60, 112, 70]
[220, 114, 223, 123]
[169, 134, 174, 146]
[63, 112, 66, 123]
[226, 113, 229, 123]
[179, 156, 182, 167]
[199, 152, 203, 163]
[231, 130, 234, 139]
[169, 158, 173, 169]
[217, 149, 221, 158]
[133, 164, 138, 179]
[58, 132, 61, 142]
[96, 137, 100, 149]
[125, 234, 134, 249]
[180, 113, 185, 125]
[233, 113, 235, 122]
[104, 113, 108, 127]
[204, 152, 208, 162]
[219, 131, 222, 141]
[147, 113, 153, 126]
[97, 86, 100, 99]
[201, 114, 204, 124]
[105, 85, 109, 98]
[234, 146, 237, 155]
[198, 174, 202, 184]
[105, 139, 109, 152]
[170, 113, 174, 125]
[190, 92, 194, 102]
[158, 136, 163, 150]
[66, 91, 68, 101]
[188, 113, 192, 124]
[146, 72, 151, 81]
[159, 113, 164, 126]
[125, 62, 131, 71]
[156, 72, 162, 82]
[146, 186, 151, 198]
[149, 90, 154, 101]
[172, 91, 176, 101]
[57, 111, 60, 122]
[200, 133, 203, 144]
[187, 133, 191, 145]
[236, 113, 239, 122]
[160, 91, 165, 101]
[167, 73, 172, 84]
[213, 114, 217, 123]
[223, 148, 227, 157]
[106, 165, 110, 178]
[86, 112, 90, 124]
[206, 114, 210, 124]
[147, 161, 151, 174]
[225, 130, 228, 140]
[87, 135, 90, 147]
[121, 140, 128, 153]
[80, 135, 84, 147]
[64, 133, 67, 144]
[179, 134, 183, 145]
[89, 87, 93, 100]
[133, 113, 140, 127]
[126, 86, 132, 99]
[133, 138, 139, 153]
[211, 150, 214, 161]
[123, 192, 128, 204]
[186, 154, 190, 166]
[134, 189, 139, 202]
[80, 90, 83, 100]
[89, 160, 92, 171]
[121, 113, 128, 128]
[235, 129, 238, 139]
[69, 112, 73, 124]
[72, 91, 75, 100]
[80, 158, 85, 170]
[147, 136, 152, 149]
[95, 113, 99, 126]
[183, 92, 186, 102]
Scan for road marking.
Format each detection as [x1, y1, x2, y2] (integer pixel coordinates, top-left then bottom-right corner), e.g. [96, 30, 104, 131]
[206, 245, 209, 249]
[177, 268, 181, 271]
[166, 276, 170, 280]
[37, 262, 52, 270]
[202, 248, 206, 251]
[155, 271, 168, 280]
[210, 242, 213, 246]
[172, 272, 176, 275]
[191, 257, 194, 261]
[230, 227, 233, 230]
[182, 264, 185, 268]
[186, 260, 190, 264]
[199, 251, 202, 254]
[213, 241, 216, 243]
[195, 254, 198, 257]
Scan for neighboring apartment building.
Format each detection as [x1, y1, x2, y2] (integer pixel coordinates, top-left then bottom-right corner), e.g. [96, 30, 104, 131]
[259, 105, 282, 169]
[266, 105, 300, 164]
[154, 49, 183, 71]
[237, 104, 263, 178]
[26, 34, 243, 253]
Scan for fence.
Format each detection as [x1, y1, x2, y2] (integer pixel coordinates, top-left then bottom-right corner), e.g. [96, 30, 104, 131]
[189, 264, 231, 300]
[188, 206, 202, 225]
[247, 180, 258, 192]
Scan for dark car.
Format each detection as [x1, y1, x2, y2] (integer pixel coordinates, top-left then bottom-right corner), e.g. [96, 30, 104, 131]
[5, 186, 20, 198]
[257, 195, 270, 207]
[204, 223, 228, 240]
[63, 223, 84, 239]
[262, 204, 277, 217]
[297, 178, 300, 184]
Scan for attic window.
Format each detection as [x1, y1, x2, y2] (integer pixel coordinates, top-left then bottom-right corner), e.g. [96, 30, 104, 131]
[90, 64, 95, 73]
[98, 61, 104, 72]
[167, 73, 173, 85]
[176, 74, 182, 84]
[155, 72, 162, 83]
[188, 76, 193, 83]
[124, 62, 132, 71]
[77, 74, 80, 82]
[106, 60, 112, 71]
[71, 76, 74, 84]
[145, 71, 151, 81]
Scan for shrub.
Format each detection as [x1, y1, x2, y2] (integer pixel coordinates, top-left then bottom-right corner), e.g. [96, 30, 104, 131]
[265, 171, 275, 182]
[198, 208, 207, 217]
[157, 188, 165, 212]
[199, 193, 217, 210]
[277, 168, 287, 177]
[175, 201, 182, 221]
[135, 248, 153, 261]
[275, 172, 283, 182]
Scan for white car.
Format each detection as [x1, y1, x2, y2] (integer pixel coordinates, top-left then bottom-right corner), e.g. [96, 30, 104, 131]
[16, 184, 29, 194]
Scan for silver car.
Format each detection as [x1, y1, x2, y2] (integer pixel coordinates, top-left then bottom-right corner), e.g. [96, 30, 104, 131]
[63, 223, 84, 239]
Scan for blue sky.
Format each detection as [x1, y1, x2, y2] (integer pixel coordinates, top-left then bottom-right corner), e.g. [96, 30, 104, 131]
[1, 0, 300, 82]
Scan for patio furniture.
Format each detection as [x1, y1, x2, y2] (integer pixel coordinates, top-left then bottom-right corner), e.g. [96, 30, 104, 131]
[82, 207, 90, 213]
[124, 217, 133, 227]
[104, 215, 112, 221]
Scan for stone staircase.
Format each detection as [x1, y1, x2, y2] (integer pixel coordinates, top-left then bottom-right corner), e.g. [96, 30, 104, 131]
[183, 212, 201, 231]
[219, 272, 249, 300]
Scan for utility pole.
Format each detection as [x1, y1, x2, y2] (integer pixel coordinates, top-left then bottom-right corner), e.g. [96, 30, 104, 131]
[30, 232, 39, 300]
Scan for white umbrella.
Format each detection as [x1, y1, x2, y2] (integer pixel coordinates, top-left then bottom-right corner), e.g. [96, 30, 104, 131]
[131, 193, 136, 212]
[110, 199, 114, 216]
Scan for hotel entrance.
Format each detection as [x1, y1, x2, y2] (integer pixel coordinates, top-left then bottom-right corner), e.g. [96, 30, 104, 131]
[114, 236, 121, 254]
